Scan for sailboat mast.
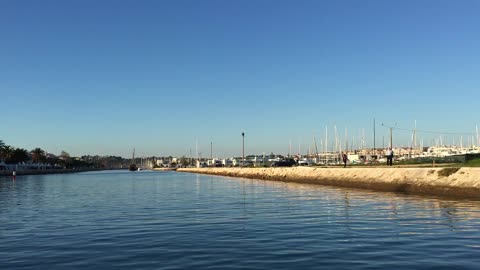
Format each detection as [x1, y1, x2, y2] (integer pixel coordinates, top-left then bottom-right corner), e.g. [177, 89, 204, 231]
[345, 127, 348, 153]
[289, 140, 292, 157]
[325, 126, 328, 164]
[414, 120, 417, 149]
[476, 125, 479, 146]
[313, 135, 319, 161]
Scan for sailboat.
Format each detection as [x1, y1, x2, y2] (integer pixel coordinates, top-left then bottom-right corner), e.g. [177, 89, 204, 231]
[129, 148, 138, 171]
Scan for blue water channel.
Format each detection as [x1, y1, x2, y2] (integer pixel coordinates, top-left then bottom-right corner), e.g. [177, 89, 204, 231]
[1, 170, 480, 269]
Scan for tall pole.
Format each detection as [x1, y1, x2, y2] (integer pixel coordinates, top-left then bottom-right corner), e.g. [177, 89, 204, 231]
[475, 125, 480, 146]
[313, 135, 319, 160]
[325, 126, 328, 153]
[210, 141, 213, 161]
[414, 120, 417, 148]
[334, 125, 338, 153]
[289, 140, 292, 157]
[382, 123, 395, 149]
[373, 118, 376, 152]
[345, 127, 348, 152]
[389, 127, 393, 148]
[325, 126, 328, 164]
[242, 132, 245, 166]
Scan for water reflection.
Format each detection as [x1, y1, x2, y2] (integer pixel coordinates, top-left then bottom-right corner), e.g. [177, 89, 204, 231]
[1, 171, 480, 269]
[191, 173, 480, 250]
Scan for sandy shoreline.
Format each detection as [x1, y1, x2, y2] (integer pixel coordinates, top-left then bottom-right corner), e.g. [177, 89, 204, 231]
[152, 168, 177, 171]
[177, 167, 480, 199]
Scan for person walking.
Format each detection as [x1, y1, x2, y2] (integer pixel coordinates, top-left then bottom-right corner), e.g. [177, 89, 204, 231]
[386, 147, 394, 166]
[342, 152, 348, 168]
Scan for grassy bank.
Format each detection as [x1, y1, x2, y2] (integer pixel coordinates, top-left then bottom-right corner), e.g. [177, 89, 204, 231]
[464, 158, 480, 167]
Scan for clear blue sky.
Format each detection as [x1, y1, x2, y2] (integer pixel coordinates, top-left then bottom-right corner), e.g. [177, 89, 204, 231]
[1, 0, 479, 158]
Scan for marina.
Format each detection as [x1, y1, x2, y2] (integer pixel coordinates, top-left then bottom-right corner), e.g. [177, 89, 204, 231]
[2, 1, 480, 269]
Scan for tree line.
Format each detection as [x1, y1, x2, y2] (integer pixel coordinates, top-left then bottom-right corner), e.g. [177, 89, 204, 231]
[0, 140, 93, 169]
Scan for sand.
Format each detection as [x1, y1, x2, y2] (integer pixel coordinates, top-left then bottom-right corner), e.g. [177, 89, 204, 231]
[152, 168, 177, 171]
[176, 167, 480, 199]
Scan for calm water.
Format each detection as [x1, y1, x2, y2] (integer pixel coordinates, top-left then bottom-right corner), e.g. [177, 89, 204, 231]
[1, 170, 480, 269]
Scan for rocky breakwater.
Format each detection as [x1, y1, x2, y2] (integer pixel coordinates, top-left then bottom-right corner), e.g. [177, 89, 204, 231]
[177, 167, 480, 199]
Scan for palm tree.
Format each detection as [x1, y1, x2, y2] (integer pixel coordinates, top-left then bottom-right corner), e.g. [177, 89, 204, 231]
[60, 151, 72, 169]
[31, 148, 46, 163]
[0, 140, 6, 161]
[3, 145, 14, 163]
[10, 148, 30, 164]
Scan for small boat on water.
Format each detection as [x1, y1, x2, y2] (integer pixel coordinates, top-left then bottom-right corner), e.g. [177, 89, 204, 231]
[129, 148, 138, 171]
[129, 163, 138, 171]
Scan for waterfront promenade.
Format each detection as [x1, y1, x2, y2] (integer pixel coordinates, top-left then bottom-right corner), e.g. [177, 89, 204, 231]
[0, 168, 104, 177]
[178, 167, 480, 199]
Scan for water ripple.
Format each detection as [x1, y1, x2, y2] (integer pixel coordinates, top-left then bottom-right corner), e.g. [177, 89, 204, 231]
[1, 171, 480, 269]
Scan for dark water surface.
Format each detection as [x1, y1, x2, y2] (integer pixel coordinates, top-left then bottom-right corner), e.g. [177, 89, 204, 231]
[1, 170, 480, 269]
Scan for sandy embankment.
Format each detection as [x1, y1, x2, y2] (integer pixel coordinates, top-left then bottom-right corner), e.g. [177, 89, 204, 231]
[152, 168, 177, 172]
[177, 167, 480, 199]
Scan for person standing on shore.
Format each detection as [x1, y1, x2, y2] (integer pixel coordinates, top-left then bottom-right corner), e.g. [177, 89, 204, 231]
[386, 147, 394, 166]
[342, 152, 348, 168]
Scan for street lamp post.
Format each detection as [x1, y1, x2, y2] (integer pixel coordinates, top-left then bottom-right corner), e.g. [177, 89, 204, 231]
[381, 123, 397, 148]
[242, 132, 245, 167]
[389, 127, 393, 148]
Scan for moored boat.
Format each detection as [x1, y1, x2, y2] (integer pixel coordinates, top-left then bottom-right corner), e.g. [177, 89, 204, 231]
[129, 148, 138, 171]
[129, 163, 138, 171]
